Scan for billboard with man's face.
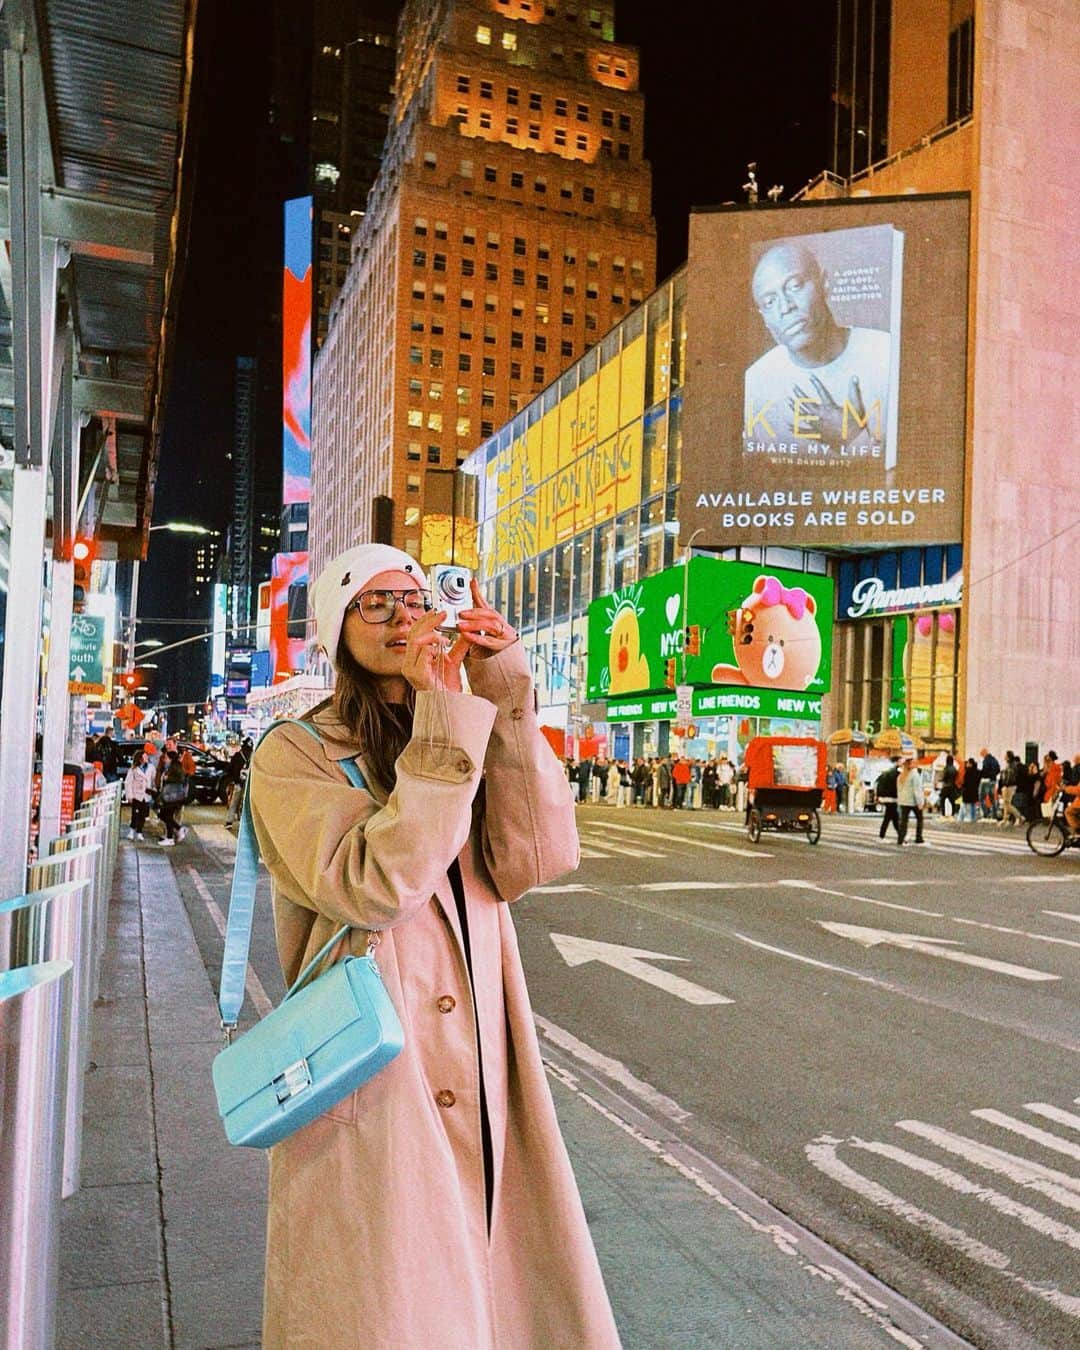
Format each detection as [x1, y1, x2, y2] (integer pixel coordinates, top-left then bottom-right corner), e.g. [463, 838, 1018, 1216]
[682, 195, 969, 548]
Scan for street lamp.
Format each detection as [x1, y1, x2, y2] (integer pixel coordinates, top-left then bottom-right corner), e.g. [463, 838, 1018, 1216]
[127, 523, 218, 667]
[680, 527, 705, 684]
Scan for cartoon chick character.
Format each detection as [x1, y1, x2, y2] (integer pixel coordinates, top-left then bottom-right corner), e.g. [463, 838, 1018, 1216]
[606, 591, 651, 694]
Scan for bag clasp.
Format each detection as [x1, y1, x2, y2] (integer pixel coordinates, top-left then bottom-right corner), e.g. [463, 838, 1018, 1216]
[273, 1058, 313, 1104]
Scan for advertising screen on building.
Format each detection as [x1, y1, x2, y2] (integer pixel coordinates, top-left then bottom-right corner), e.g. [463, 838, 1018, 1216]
[682, 195, 969, 548]
[586, 557, 833, 720]
[283, 196, 312, 506]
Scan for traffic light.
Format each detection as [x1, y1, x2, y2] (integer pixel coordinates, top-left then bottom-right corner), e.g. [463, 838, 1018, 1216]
[685, 624, 701, 656]
[664, 658, 677, 689]
[122, 671, 138, 691]
[72, 536, 95, 613]
[725, 609, 738, 635]
[740, 607, 756, 645]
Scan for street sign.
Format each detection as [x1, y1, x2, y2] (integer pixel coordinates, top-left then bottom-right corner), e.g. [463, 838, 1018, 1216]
[68, 613, 107, 695]
[675, 682, 693, 723]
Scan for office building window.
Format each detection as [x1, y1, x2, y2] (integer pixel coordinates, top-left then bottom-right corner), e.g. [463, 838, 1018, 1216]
[561, 339, 573, 357]
[512, 268, 526, 286]
[428, 381, 442, 401]
[582, 185, 595, 202]
[461, 257, 475, 276]
[423, 152, 437, 169]
[513, 236, 527, 255]
[554, 127, 567, 147]
[479, 111, 493, 130]
[562, 310, 574, 325]
[433, 253, 446, 271]
[528, 123, 541, 140]
[555, 97, 568, 117]
[529, 91, 542, 110]
[479, 80, 493, 99]
[617, 143, 630, 160]
[536, 273, 549, 290]
[407, 475, 421, 494]
[481, 389, 496, 408]
[484, 165, 497, 183]
[507, 116, 518, 134]
[485, 293, 498, 312]
[409, 345, 423, 364]
[511, 170, 524, 188]
[407, 441, 422, 461]
[601, 109, 614, 127]
[618, 113, 631, 131]
[413, 249, 426, 267]
[502, 31, 517, 50]
[427, 445, 441, 464]
[456, 385, 470, 404]
[456, 75, 470, 94]
[476, 25, 492, 44]
[510, 360, 522, 379]
[511, 331, 524, 348]
[483, 357, 496, 376]
[576, 103, 589, 121]
[533, 365, 545, 383]
[456, 416, 471, 437]
[459, 353, 472, 371]
[414, 218, 428, 235]
[534, 334, 547, 352]
[506, 85, 519, 105]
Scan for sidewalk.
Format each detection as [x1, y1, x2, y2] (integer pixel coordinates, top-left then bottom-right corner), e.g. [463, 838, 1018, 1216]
[57, 830, 954, 1349]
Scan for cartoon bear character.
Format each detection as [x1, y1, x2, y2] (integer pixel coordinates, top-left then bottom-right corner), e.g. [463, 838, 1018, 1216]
[607, 601, 652, 694]
[711, 574, 821, 690]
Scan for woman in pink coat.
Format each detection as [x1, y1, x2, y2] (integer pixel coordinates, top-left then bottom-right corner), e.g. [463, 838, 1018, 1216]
[249, 544, 620, 1350]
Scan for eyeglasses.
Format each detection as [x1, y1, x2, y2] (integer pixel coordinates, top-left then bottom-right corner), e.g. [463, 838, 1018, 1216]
[345, 588, 433, 624]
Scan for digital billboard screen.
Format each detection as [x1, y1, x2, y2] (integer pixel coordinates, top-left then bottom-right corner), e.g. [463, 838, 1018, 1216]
[283, 195, 312, 506]
[682, 194, 969, 548]
[586, 557, 833, 722]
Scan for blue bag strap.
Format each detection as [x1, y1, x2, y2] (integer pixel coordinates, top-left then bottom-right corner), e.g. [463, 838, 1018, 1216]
[217, 717, 370, 1033]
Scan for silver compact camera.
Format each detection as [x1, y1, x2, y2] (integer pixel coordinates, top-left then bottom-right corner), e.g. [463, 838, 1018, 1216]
[429, 564, 473, 630]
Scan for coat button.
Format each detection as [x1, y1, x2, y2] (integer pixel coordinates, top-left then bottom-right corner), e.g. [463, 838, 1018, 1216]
[435, 1089, 456, 1109]
[437, 995, 456, 1014]
[510, 707, 524, 720]
[457, 757, 472, 774]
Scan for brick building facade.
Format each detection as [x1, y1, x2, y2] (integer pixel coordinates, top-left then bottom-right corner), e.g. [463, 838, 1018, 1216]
[311, 0, 656, 576]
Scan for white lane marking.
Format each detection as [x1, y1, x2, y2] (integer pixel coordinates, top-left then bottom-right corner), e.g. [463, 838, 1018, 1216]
[533, 1013, 690, 1122]
[973, 1110, 1080, 1162]
[185, 865, 273, 1019]
[731, 932, 888, 987]
[550, 932, 734, 1006]
[579, 846, 613, 858]
[806, 1135, 1080, 1318]
[818, 921, 1060, 983]
[951, 916, 1080, 951]
[1044, 910, 1080, 923]
[897, 1120, 1080, 1211]
[781, 879, 944, 917]
[578, 834, 667, 859]
[597, 819, 770, 858]
[847, 879, 951, 888]
[686, 820, 881, 856]
[635, 880, 775, 891]
[529, 883, 597, 893]
[1024, 1103, 1080, 1134]
[851, 1136, 1080, 1252]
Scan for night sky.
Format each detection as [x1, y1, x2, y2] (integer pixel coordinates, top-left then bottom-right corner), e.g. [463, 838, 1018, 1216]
[146, 1, 831, 700]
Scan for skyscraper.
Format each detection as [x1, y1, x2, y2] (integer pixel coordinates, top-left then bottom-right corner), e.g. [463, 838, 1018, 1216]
[310, 0, 656, 576]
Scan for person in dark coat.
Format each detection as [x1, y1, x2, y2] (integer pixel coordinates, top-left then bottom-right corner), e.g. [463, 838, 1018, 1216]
[875, 759, 901, 840]
[960, 757, 981, 822]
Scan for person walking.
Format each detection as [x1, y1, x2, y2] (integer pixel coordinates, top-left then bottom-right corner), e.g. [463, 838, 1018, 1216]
[247, 544, 619, 1349]
[938, 753, 960, 817]
[576, 756, 594, 805]
[875, 758, 901, 841]
[960, 757, 980, 822]
[998, 751, 1024, 827]
[701, 760, 717, 809]
[896, 757, 926, 845]
[977, 747, 1001, 819]
[157, 750, 186, 846]
[123, 751, 152, 840]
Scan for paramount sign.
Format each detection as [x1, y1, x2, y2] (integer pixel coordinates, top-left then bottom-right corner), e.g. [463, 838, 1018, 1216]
[846, 571, 963, 619]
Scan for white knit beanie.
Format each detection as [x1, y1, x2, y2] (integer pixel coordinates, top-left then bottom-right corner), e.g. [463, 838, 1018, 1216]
[311, 544, 423, 667]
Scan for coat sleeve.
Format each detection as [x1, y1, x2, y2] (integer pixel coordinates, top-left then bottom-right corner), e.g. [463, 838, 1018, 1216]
[464, 642, 580, 901]
[248, 691, 497, 931]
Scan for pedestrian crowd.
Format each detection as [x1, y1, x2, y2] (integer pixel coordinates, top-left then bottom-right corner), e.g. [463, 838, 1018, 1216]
[872, 745, 1080, 844]
[563, 754, 747, 811]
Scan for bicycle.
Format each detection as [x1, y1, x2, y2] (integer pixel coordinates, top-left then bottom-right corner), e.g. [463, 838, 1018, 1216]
[1026, 795, 1080, 857]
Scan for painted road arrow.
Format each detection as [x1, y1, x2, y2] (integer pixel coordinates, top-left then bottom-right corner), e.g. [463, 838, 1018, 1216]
[817, 922, 1060, 983]
[550, 933, 734, 1005]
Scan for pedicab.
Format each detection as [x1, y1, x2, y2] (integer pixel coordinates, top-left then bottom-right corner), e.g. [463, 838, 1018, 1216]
[744, 736, 827, 844]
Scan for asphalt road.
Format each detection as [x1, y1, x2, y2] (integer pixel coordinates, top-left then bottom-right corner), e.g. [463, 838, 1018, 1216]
[173, 799, 1080, 1349]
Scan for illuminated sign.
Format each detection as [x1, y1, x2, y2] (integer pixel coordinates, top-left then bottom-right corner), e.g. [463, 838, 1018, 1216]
[682, 195, 969, 547]
[846, 571, 962, 618]
[586, 557, 833, 703]
[471, 332, 646, 572]
[283, 196, 312, 506]
[268, 552, 308, 682]
[210, 584, 228, 689]
[68, 613, 107, 696]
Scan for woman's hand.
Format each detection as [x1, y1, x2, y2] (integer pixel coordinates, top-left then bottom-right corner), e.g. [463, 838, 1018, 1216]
[400, 609, 469, 693]
[457, 579, 518, 662]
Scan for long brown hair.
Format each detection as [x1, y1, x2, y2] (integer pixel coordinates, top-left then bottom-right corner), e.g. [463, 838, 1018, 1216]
[310, 642, 415, 793]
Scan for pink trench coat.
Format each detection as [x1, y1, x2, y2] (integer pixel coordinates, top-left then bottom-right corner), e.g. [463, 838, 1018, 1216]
[249, 643, 621, 1350]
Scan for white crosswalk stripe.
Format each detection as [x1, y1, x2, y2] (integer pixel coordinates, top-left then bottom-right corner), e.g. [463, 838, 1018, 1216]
[808, 1092, 1080, 1322]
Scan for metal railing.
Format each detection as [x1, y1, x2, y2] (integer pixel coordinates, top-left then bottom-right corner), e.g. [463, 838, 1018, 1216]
[0, 961, 73, 1350]
[0, 780, 123, 1344]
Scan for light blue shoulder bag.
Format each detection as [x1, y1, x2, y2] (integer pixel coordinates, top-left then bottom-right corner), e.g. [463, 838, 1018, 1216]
[213, 718, 404, 1148]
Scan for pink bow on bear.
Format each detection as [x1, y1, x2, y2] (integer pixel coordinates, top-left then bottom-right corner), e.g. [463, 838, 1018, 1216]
[752, 575, 810, 620]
